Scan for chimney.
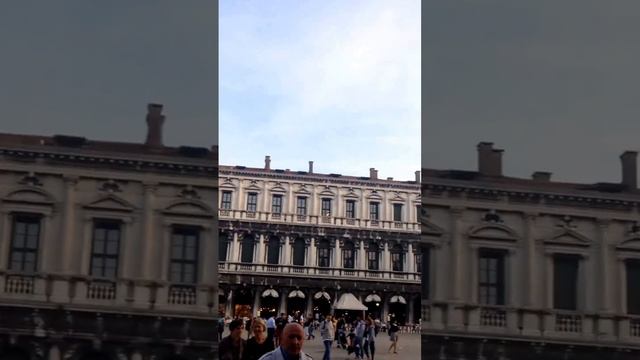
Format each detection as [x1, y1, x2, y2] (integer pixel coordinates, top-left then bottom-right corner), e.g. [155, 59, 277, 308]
[621, 151, 638, 190]
[369, 168, 378, 180]
[532, 171, 552, 182]
[265, 155, 271, 170]
[145, 103, 165, 147]
[477, 142, 503, 177]
[387, 177, 394, 181]
[309, 161, 314, 174]
[415, 170, 420, 182]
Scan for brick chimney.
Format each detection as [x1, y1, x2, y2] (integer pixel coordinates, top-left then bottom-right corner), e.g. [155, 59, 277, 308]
[265, 155, 271, 170]
[532, 171, 552, 182]
[309, 161, 314, 174]
[145, 103, 165, 147]
[621, 151, 637, 190]
[477, 142, 503, 177]
[415, 170, 420, 182]
[369, 168, 378, 180]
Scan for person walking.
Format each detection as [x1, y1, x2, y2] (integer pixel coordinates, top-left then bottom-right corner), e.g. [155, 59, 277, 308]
[219, 319, 246, 360]
[266, 315, 277, 346]
[354, 317, 366, 360]
[387, 321, 400, 354]
[243, 318, 275, 360]
[362, 317, 376, 360]
[257, 323, 313, 360]
[320, 315, 335, 360]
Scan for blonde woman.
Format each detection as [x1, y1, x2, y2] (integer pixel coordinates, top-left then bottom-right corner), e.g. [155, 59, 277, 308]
[242, 318, 274, 360]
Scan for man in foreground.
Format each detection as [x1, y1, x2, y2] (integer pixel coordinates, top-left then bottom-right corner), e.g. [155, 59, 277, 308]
[259, 323, 313, 360]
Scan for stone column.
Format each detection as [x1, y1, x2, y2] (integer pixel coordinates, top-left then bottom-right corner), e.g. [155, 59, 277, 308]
[232, 232, 240, 263]
[359, 240, 366, 270]
[448, 208, 465, 329]
[407, 243, 415, 273]
[284, 236, 291, 265]
[522, 213, 541, 336]
[383, 241, 391, 272]
[142, 183, 157, 280]
[59, 176, 77, 274]
[598, 220, 613, 312]
[308, 238, 316, 267]
[334, 240, 342, 269]
[258, 234, 266, 264]
[253, 289, 261, 317]
[279, 289, 287, 315]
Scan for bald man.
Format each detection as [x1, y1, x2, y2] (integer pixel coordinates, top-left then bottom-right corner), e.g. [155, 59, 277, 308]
[258, 323, 313, 360]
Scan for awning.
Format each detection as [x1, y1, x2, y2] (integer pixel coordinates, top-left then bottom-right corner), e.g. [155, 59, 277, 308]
[335, 293, 368, 311]
[390, 295, 407, 304]
[288, 290, 305, 299]
[364, 294, 382, 303]
[262, 289, 279, 298]
[314, 291, 331, 301]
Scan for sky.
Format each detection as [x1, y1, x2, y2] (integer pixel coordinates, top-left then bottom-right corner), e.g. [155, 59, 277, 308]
[423, 1, 640, 183]
[220, 0, 421, 181]
[0, 1, 217, 148]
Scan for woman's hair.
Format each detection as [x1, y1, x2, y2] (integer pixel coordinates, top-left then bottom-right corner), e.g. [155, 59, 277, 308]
[252, 317, 267, 333]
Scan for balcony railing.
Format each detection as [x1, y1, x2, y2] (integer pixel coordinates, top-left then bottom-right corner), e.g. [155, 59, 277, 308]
[480, 306, 507, 327]
[555, 312, 583, 333]
[631, 318, 640, 337]
[218, 210, 419, 232]
[168, 285, 196, 305]
[5, 275, 34, 294]
[219, 262, 421, 282]
[87, 281, 116, 300]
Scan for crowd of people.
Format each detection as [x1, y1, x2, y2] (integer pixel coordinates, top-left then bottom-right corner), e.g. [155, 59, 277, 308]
[218, 312, 404, 360]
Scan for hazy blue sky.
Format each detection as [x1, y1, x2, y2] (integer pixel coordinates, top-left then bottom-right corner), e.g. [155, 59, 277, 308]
[0, 1, 217, 148]
[423, 1, 640, 183]
[220, 0, 420, 181]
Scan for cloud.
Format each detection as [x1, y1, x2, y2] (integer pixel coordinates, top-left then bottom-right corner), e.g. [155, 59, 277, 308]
[220, 0, 420, 180]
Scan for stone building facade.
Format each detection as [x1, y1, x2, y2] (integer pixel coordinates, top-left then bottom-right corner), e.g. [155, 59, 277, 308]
[218, 158, 422, 325]
[421, 142, 640, 359]
[0, 104, 218, 360]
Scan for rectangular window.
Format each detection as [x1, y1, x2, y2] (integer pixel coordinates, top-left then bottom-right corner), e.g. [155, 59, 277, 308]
[9, 214, 41, 273]
[318, 248, 330, 267]
[271, 194, 283, 214]
[393, 204, 403, 222]
[321, 198, 332, 216]
[553, 254, 579, 310]
[391, 252, 403, 272]
[367, 249, 378, 270]
[246, 192, 258, 212]
[221, 191, 232, 210]
[345, 200, 356, 219]
[369, 202, 379, 220]
[170, 226, 199, 284]
[296, 197, 307, 215]
[478, 249, 505, 305]
[90, 220, 121, 279]
[627, 259, 640, 315]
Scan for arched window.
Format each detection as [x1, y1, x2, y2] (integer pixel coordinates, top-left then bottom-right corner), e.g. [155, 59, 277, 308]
[317, 239, 330, 268]
[367, 242, 379, 270]
[241, 234, 254, 263]
[267, 236, 280, 265]
[293, 238, 306, 266]
[391, 243, 404, 272]
[342, 241, 355, 269]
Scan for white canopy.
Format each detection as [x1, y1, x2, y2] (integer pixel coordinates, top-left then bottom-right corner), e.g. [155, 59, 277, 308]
[335, 293, 368, 311]
[364, 294, 382, 303]
[262, 289, 279, 298]
[314, 291, 331, 301]
[390, 295, 407, 304]
[288, 290, 305, 299]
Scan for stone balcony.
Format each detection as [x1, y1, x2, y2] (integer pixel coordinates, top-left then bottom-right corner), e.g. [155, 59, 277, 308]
[422, 300, 640, 347]
[218, 261, 421, 283]
[0, 272, 217, 316]
[219, 209, 420, 232]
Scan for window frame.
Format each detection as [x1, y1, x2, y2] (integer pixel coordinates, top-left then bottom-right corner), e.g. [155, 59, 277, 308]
[89, 219, 122, 279]
[478, 248, 506, 306]
[296, 196, 307, 216]
[8, 213, 42, 274]
[393, 203, 403, 222]
[321, 198, 332, 217]
[271, 194, 283, 214]
[369, 202, 379, 221]
[246, 192, 258, 213]
[221, 191, 232, 210]
[345, 200, 356, 219]
[169, 226, 200, 285]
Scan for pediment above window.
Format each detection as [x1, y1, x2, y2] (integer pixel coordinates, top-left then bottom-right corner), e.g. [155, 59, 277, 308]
[3, 187, 55, 206]
[366, 190, 382, 200]
[220, 177, 236, 189]
[422, 219, 444, 237]
[85, 194, 136, 212]
[344, 188, 359, 198]
[163, 199, 214, 218]
[390, 192, 405, 202]
[318, 187, 336, 197]
[294, 184, 311, 195]
[616, 237, 640, 252]
[270, 182, 287, 193]
[543, 228, 592, 247]
[467, 223, 519, 242]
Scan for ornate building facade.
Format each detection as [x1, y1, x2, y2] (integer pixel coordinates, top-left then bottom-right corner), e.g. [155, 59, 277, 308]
[421, 142, 640, 359]
[218, 158, 422, 325]
[0, 104, 218, 359]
